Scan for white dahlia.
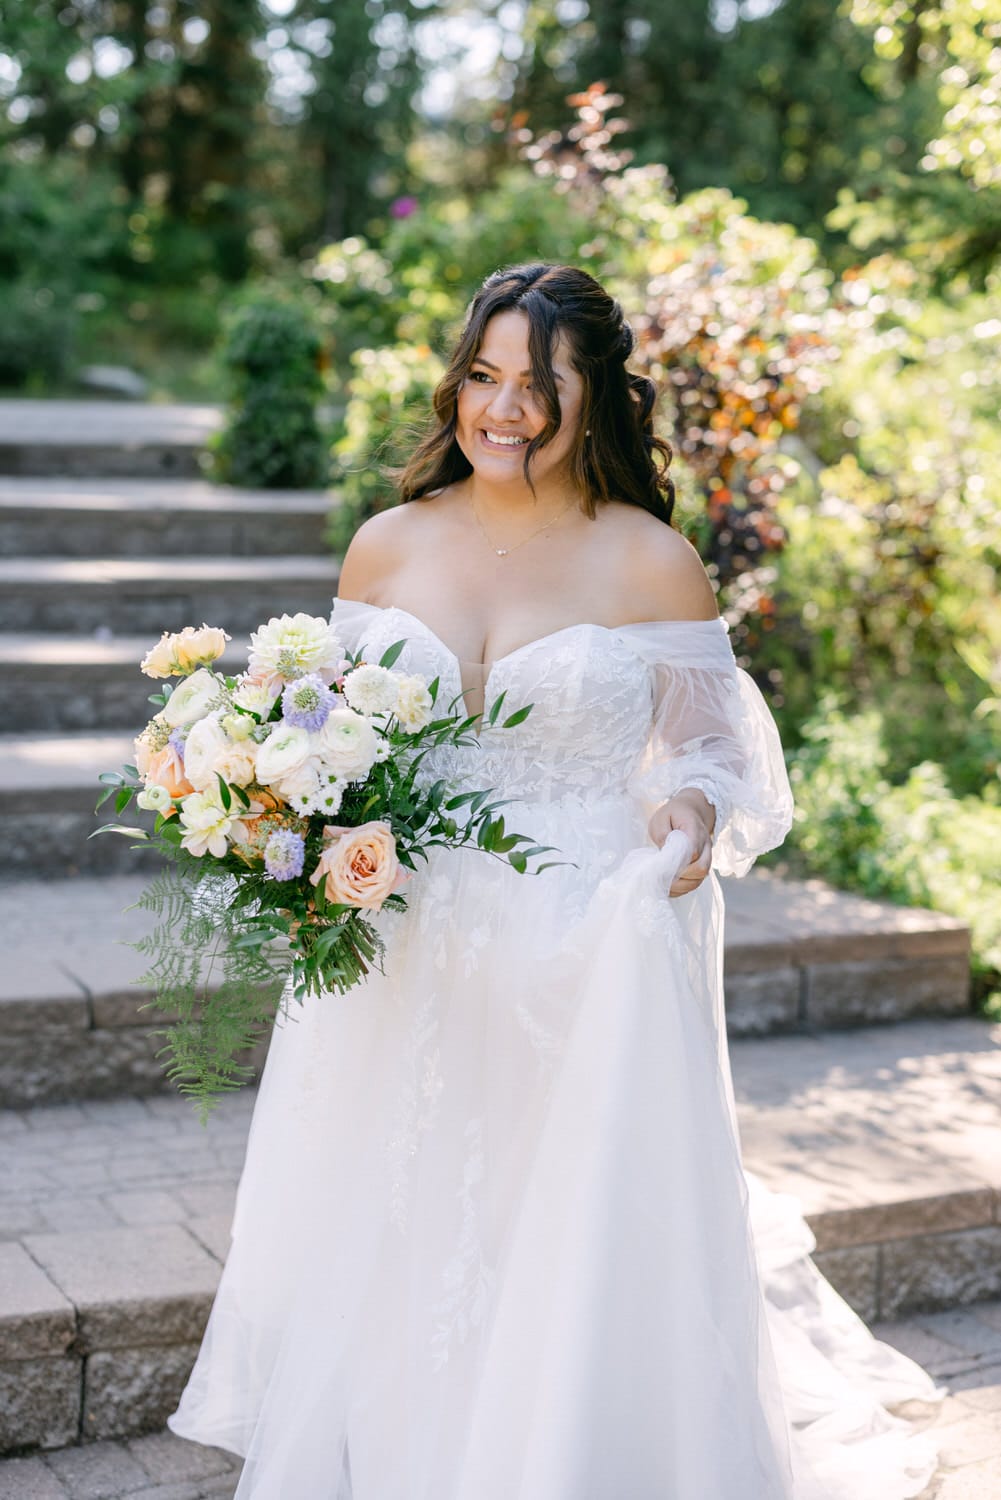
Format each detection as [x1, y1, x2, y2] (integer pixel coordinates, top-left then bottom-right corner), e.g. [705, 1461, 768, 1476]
[248, 613, 343, 693]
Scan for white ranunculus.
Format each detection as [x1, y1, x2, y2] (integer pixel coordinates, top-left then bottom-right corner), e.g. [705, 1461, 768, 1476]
[182, 716, 230, 791]
[342, 664, 401, 716]
[255, 723, 313, 786]
[161, 668, 224, 729]
[274, 757, 322, 804]
[315, 708, 379, 781]
[248, 613, 343, 692]
[394, 674, 434, 731]
[137, 783, 173, 813]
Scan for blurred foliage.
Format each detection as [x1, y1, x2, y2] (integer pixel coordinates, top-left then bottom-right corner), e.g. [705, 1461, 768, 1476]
[832, 0, 1001, 285]
[0, 283, 76, 389]
[213, 293, 330, 489]
[328, 341, 445, 552]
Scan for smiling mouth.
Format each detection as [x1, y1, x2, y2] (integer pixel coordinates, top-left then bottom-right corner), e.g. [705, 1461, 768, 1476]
[481, 429, 530, 449]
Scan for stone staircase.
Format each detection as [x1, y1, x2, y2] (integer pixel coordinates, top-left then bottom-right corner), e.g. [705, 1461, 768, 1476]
[0, 402, 996, 1489]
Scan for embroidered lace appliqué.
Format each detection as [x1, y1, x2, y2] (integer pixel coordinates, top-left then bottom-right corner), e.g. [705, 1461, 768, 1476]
[429, 1116, 495, 1372]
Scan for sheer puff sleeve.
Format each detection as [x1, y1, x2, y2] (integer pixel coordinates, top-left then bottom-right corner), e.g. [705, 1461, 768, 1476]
[622, 618, 794, 878]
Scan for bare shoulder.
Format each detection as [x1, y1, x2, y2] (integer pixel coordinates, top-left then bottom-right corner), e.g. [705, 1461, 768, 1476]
[599, 502, 718, 623]
[335, 500, 431, 602]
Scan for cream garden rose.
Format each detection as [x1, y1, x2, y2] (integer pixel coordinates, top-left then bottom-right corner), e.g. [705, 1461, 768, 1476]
[184, 717, 259, 792]
[308, 820, 408, 911]
[394, 674, 434, 732]
[141, 625, 230, 679]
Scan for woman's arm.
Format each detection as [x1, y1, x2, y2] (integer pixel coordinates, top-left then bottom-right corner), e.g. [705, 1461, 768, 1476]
[627, 524, 722, 897]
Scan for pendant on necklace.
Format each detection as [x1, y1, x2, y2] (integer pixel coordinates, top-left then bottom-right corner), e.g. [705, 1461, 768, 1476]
[496, 548, 507, 556]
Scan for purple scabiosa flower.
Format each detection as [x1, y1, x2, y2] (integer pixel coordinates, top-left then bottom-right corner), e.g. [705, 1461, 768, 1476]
[281, 673, 335, 732]
[168, 728, 187, 760]
[263, 829, 306, 882]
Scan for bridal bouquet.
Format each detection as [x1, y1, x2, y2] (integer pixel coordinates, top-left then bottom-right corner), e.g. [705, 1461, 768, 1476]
[94, 613, 560, 1116]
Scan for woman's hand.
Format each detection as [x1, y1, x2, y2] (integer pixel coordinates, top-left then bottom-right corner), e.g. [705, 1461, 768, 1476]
[647, 788, 715, 897]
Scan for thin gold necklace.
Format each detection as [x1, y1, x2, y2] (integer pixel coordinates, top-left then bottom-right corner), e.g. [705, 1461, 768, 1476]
[470, 495, 579, 557]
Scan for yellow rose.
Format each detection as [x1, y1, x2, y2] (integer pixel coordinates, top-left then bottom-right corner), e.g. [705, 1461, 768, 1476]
[308, 820, 409, 911]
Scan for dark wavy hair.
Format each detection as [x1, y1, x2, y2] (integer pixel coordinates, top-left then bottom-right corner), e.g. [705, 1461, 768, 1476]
[395, 263, 675, 525]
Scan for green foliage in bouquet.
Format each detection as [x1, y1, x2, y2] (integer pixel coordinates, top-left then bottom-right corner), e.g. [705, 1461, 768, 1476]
[93, 619, 565, 1121]
[213, 293, 330, 489]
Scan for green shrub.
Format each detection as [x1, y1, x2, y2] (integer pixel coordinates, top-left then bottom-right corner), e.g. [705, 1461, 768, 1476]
[785, 700, 1001, 1015]
[327, 342, 445, 554]
[0, 283, 75, 389]
[214, 294, 330, 489]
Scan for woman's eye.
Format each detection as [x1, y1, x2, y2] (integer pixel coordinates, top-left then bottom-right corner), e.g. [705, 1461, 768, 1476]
[469, 371, 492, 383]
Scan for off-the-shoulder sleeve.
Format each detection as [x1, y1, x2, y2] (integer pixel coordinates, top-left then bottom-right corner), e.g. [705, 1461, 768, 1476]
[621, 618, 794, 878]
[330, 595, 378, 656]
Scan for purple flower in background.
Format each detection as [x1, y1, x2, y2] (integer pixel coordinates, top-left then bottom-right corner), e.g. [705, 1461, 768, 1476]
[282, 673, 335, 731]
[390, 195, 419, 219]
[263, 829, 305, 882]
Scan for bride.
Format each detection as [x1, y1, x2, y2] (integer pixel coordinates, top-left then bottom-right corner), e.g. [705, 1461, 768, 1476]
[168, 263, 942, 1498]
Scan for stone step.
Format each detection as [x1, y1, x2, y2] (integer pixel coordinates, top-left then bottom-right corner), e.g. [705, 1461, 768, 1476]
[734, 1016, 1001, 1327]
[0, 556, 339, 634]
[0, 401, 222, 479]
[0, 734, 162, 880]
[0, 635, 249, 733]
[0, 870, 973, 1106]
[0, 478, 334, 557]
[0, 1017, 996, 1456]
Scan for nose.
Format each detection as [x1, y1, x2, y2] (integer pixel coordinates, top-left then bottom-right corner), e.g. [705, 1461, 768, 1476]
[486, 381, 525, 423]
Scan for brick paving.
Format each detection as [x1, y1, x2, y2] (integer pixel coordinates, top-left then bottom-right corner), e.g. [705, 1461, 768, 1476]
[0, 1096, 253, 1247]
[0, 1429, 241, 1498]
[0, 1303, 996, 1497]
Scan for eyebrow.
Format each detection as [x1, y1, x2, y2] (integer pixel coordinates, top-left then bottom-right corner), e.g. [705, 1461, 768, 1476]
[472, 357, 564, 381]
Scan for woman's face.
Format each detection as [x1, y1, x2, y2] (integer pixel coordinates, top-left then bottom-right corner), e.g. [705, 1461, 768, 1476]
[455, 309, 585, 488]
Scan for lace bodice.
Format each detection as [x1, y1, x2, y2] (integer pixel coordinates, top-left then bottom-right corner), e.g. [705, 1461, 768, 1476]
[335, 602, 652, 804]
[330, 597, 795, 876]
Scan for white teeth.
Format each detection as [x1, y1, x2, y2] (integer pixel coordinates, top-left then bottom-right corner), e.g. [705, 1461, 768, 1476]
[484, 431, 528, 446]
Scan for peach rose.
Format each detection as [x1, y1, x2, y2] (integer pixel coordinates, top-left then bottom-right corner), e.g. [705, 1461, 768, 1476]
[146, 743, 194, 800]
[308, 820, 410, 911]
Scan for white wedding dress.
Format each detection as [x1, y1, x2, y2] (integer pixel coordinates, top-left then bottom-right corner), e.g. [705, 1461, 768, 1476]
[168, 596, 943, 1499]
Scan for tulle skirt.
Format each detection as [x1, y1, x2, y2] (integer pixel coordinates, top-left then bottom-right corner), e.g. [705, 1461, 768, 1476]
[168, 794, 942, 1499]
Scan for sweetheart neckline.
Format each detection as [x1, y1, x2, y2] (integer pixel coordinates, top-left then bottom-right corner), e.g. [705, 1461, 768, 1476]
[332, 597, 702, 681]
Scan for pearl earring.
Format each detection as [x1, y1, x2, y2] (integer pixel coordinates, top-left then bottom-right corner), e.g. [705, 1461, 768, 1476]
[585, 428, 591, 436]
